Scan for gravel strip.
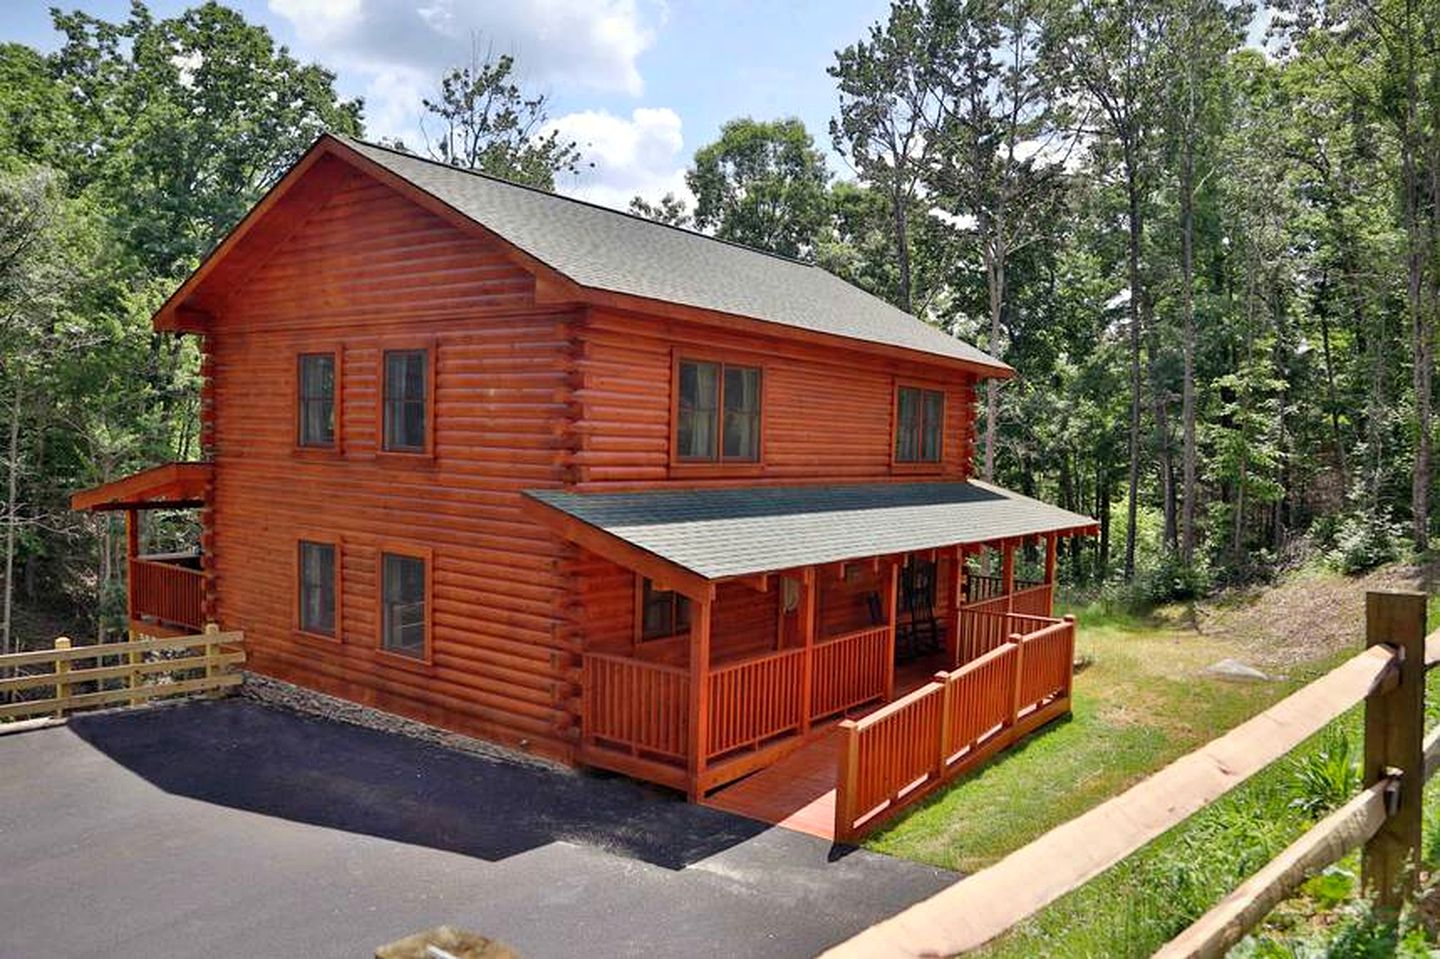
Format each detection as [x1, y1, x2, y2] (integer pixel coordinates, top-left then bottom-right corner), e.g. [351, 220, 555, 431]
[239, 672, 569, 774]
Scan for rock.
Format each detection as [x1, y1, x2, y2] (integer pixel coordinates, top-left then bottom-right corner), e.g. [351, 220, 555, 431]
[1204, 658, 1270, 682]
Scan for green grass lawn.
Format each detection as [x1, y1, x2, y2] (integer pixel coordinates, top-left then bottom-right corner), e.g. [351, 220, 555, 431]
[860, 571, 1440, 957]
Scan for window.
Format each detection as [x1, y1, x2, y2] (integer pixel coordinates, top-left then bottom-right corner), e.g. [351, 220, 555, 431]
[383, 348, 429, 453]
[297, 540, 337, 638]
[676, 358, 761, 462]
[639, 577, 691, 641]
[297, 353, 336, 448]
[381, 551, 427, 659]
[895, 385, 945, 464]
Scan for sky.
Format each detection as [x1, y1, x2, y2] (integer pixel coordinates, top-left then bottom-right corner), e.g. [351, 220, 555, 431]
[1, 0, 892, 211]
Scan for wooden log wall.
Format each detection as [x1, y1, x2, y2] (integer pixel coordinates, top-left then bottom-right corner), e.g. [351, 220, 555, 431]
[569, 309, 978, 489]
[206, 166, 579, 761]
[195, 151, 991, 770]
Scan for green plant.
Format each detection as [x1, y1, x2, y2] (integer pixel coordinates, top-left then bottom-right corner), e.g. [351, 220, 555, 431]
[1287, 728, 1361, 819]
[1327, 505, 1405, 574]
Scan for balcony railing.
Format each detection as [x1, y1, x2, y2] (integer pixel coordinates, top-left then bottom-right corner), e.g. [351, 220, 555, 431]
[129, 555, 205, 632]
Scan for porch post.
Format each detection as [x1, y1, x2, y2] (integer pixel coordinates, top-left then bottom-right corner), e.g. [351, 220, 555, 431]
[1001, 540, 1016, 603]
[687, 597, 712, 801]
[799, 566, 817, 735]
[1044, 533, 1059, 617]
[125, 509, 139, 624]
[883, 559, 899, 701]
[947, 545, 965, 667]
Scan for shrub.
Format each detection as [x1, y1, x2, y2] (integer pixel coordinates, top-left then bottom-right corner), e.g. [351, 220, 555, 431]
[1328, 504, 1405, 574]
[1288, 728, 1361, 819]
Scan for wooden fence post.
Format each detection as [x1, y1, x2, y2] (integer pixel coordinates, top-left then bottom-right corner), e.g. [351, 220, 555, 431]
[1008, 632, 1024, 728]
[128, 630, 144, 707]
[936, 671, 953, 778]
[1062, 614, 1077, 700]
[203, 622, 223, 698]
[1361, 590, 1427, 916]
[53, 637, 71, 718]
[835, 719, 860, 843]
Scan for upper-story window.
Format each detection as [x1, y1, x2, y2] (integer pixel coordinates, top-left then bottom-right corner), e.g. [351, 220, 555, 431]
[676, 358, 762, 462]
[297, 353, 336, 448]
[382, 348, 429, 453]
[895, 384, 945, 464]
[639, 576, 691, 641]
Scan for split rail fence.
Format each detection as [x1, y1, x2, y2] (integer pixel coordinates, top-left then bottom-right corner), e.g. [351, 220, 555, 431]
[823, 590, 1437, 959]
[0, 624, 245, 721]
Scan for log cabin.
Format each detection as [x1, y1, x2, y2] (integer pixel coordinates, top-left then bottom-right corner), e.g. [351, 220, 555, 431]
[73, 134, 1097, 834]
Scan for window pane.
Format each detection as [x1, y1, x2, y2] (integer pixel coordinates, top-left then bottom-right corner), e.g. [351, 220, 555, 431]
[641, 577, 686, 640]
[383, 350, 427, 451]
[895, 387, 920, 461]
[722, 366, 761, 460]
[298, 354, 335, 447]
[921, 390, 944, 462]
[298, 541, 336, 636]
[677, 360, 718, 460]
[382, 553, 426, 657]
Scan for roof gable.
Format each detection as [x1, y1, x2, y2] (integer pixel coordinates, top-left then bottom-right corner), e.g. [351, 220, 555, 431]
[155, 134, 1011, 377]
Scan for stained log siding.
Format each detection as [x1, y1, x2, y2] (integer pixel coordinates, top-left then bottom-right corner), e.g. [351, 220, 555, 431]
[570, 309, 978, 489]
[192, 153, 994, 774]
[205, 169, 580, 760]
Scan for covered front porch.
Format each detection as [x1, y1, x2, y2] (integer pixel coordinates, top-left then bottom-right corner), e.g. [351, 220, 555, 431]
[523, 481, 1097, 820]
[71, 462, 212, 636]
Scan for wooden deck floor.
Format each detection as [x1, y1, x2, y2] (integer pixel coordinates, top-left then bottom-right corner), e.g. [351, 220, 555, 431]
[703, 654, 946, 842]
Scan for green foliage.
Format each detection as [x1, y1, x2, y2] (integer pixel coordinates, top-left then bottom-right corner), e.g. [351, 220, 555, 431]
[1286, 727, 1361, 818]
[416, 46, 584, 190]
[1327, 503, 1406, 574]
[687, 117, 831, 259]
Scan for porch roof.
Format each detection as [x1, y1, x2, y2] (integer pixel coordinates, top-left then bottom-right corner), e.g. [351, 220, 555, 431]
[523, 481, 1097, 582]
[71, 462, 211, 512]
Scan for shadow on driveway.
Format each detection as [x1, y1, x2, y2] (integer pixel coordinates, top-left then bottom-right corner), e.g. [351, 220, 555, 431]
[67, 698, 769, 870]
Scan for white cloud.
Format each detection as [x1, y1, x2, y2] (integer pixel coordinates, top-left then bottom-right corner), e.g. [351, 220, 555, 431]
[548, 107, 692, 212]
[269, 0, 661, 142]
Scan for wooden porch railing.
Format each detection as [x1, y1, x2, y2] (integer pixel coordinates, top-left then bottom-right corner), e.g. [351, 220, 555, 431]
[581, 652, 689, 762]
[965, 574, 1042, 605]
[812, 625, 890, 720]
[835, 615, 1077, 841]
[707, 647, 805, 758]
[129, 556, 205, 631]
[1009, 582, 1054, 618]
[956, 583, 1057, 664]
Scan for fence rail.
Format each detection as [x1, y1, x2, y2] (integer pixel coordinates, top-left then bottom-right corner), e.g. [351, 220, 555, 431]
[707, 647, 805, 758]
[812, 626, 890, 720]
[823, 591, 1432, 959]
[834, 615, 1076, 841]
[0, 625, 244, 721]
[129, 556, 205, 631]
[581, 652, 688, 762]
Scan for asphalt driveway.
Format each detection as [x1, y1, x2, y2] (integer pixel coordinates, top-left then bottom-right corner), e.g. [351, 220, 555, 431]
[0, 698, 952, 958]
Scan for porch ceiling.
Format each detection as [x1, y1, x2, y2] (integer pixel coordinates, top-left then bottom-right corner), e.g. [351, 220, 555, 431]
[523, 480, 1097, 582]
[71, 462, 211, 512]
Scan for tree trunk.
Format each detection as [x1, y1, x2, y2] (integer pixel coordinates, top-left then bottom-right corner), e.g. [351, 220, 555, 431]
[1180, 131, 1198, 565]
[1, 385, 21, 662]
[1124, 162, 1144, 581]
[984, 235, 1007, 483]
[893, 178, 913, 315]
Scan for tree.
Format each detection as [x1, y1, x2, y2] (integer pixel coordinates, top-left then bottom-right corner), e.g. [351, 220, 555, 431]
[830, 0, 944, 313]
[628, 193, 692, 227]
[1043, 0, 1172, 580]
[420, 42, 584, 191]
[687, 118, 831, 258]
[1161, 0, 1248, 565]
[926, 0, 1071, 482]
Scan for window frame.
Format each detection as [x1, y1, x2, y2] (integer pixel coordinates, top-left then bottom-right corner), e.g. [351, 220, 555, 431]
[293, 347, 343, 457]
[669, 349, 766, 472]
[375, 543, 434, 667]
[891, 380, 948, 471]
[293, 533, 342, 644]
[634, 575, 693, 644]
[376, 337, 436, 461]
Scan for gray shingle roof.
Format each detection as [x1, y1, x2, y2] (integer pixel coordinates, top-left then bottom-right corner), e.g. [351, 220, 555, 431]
[336, 136, 1007, 372]
[524, 481, 1096, 580]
